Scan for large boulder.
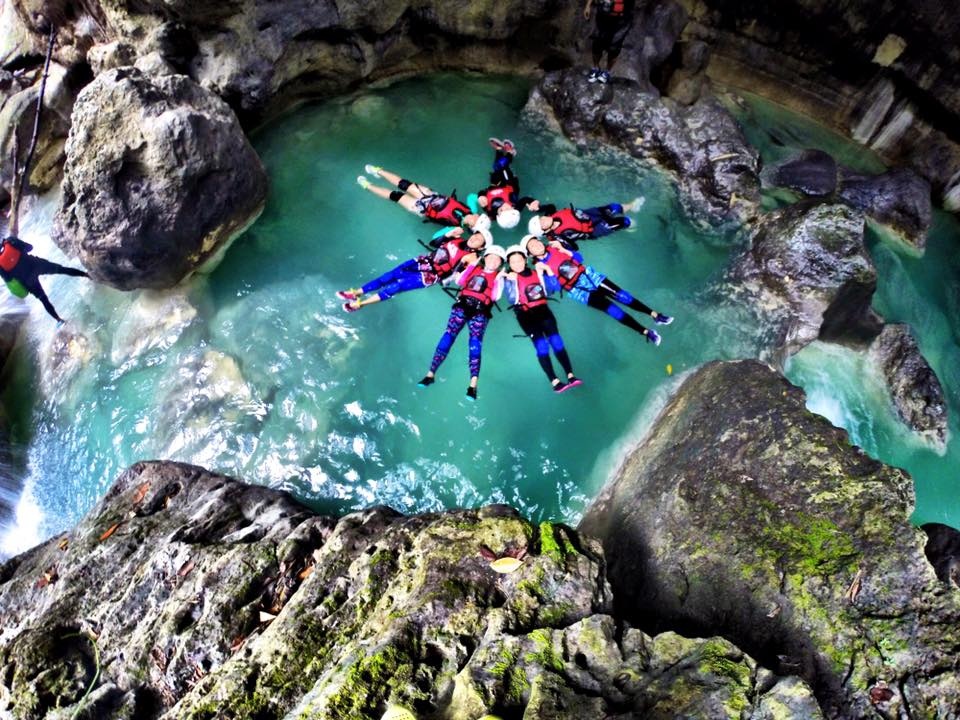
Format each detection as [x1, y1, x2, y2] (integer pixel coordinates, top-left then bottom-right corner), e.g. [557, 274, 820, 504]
[721, 202, 882, 364]
[528, 67, 761, 227]
[867, 324, 949, 451]
[0, 460, 822, 719]
[54, 67, 268, 290]
[769, 151, 932, 251]
[580, 360, 960, 718]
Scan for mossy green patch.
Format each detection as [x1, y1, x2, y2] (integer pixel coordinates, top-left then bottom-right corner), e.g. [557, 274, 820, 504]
[524, 629, 563, 672]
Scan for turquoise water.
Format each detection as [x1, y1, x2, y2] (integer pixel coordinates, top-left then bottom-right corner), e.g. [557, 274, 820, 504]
[728, 91, 960, 527]
[1, 74, 957, 555]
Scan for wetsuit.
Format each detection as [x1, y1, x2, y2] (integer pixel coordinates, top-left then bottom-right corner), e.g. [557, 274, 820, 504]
[429, 263, 503, 380]
[539, 203, 631, 249]
[478, 150, 538, 218]
[592, 0, 636, 68]
[505, 268, 575, 384]
[359, 236, 473, 301]
[0, 236, 88, 322]
[538, 244, 655, 338]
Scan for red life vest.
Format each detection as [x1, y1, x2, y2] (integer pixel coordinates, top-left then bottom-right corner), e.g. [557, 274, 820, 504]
[482, 185, 513, 210]
[542, 249, 585, 290]
[429, 239, 472, 277]
[514, 270, 547, 310]
[549, 208, 594, 237]
[0, 241, 22, 272]
[423, 194, 471, 226]
[600, 0, 627, 16]
[459, 264, 499, 306]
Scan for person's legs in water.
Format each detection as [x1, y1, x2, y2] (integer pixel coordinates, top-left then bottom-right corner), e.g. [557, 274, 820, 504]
[357, 168, 436, 213]
[586, 290, 661, 344]
[597, 277, 672, 324]
[420, 305, 468, 386]
[465, 310, 489, 400]
[540, 309, 581, 387]
[342, 259, 429, 311]
[517, 309, 562, 390]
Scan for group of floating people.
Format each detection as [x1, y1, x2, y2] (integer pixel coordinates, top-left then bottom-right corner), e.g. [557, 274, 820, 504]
[338, 139, 673, 400]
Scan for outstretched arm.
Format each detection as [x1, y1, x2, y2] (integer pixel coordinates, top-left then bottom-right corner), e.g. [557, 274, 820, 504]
[583, 0, 593, 19]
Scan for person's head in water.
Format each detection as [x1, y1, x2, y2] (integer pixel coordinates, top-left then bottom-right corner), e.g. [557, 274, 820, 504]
[526, 215, 555, 237]
[506, 245, 527, 273]
[468, 227, 493, 249]
[469, 213, 492, 233]
[521, 234, 546, 259]
[483, 244, 506, 271]
[496, 205, 521, 230]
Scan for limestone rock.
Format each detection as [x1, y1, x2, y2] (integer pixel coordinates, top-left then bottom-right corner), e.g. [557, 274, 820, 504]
[837, 167, 932, 251]
[54, 67, 268, 290]
[867, 324, 948, 450]
[0, 461, 820, 719]
[530, 68, 761, 227]
[721, 202, 882, 364]
[580, 359, 960, 718]
[769, 149, 838, 197]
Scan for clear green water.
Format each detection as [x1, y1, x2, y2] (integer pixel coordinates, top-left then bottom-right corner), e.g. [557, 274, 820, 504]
[1, 74, 957, 555]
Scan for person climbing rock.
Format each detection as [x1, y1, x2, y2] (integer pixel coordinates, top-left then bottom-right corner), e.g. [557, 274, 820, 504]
[527, 198, 642, 250]
[522, 234, 671, 343]
[357, 165, 490, 232]
[584, 0, 636, 84]
[503, 243, 581, 393]
[418, 245, 506, 401]
[339, 226, 492, 312]
[0, 235, 88, 324]
[476, 138, 541, 230]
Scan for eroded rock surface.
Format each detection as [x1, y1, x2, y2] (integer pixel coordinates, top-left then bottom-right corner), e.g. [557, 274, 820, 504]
[720, 202, 882, 364]
[54, 67, 267, 290]
[0, 461, 820, 719]
[527, 67, 761, 227]
[580, 360, 960, 719]
[867, 324, 949, 451]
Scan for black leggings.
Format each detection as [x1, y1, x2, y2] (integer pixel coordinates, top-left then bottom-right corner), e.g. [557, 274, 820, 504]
[516, 305, 574, 383]
[585, 276, 653, 337]
[11, 255, 88, 322]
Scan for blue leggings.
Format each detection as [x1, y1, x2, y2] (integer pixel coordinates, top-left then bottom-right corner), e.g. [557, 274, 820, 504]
[582, 204, 630, 237]
[361, 259, 430, 300]
[430, 305, 489, 378]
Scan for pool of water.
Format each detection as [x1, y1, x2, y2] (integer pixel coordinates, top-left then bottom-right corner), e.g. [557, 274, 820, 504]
[1, 73, 957, 555]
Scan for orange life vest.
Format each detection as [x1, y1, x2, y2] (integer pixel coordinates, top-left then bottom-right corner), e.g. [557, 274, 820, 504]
[541, 249, 585, 290]
[514, 270, 548, 310]
[549, 208, 594, 237]
[459, 264, 499, 306]
[0, 240, 22, 272]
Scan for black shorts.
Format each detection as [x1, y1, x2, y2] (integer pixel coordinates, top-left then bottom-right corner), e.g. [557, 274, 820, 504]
[515, 304, 559, 339]
[593, 13, 632, 56]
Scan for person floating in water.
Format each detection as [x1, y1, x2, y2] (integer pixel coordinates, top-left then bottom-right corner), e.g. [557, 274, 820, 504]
[0, 235, 88, 324]
[584, 0, 636, 84]
[357, 165, 490, 232]
[476, 138, 541, 231]
[418, 245, 506, 401]
[503, 244, 581, 393]
[523, 234, 671, 344]
[339, 226, 492, 312]
[527, 198, 641, 250]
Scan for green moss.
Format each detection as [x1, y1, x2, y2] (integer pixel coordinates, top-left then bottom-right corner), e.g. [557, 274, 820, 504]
[537, 601, 573, 627]
[505, 665, 530, 704]
[760, 514, 860, 576]
[697, 640, 750, 688]
[326, 645, 412, 718]
[491, 646, 517, 678]
[538, 522, 577, 564]
[524, 629, 563, 673]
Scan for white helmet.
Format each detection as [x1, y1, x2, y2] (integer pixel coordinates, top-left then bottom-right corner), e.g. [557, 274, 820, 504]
[485, 244, 507, 261]
[470, 213, 492, 232]
[527, 216, 545, 237]
[496, 206, 521, 230]
[520, 234, 541, 254]
[505, 244, 527, 258]
[474, 227, 493, 246]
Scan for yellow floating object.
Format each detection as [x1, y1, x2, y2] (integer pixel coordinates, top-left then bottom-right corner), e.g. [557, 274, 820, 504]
[478, 716, 505, 720]
[490, 556, 524, 574]
[666, 364, 673, 376]
[381, 706, 417, 720]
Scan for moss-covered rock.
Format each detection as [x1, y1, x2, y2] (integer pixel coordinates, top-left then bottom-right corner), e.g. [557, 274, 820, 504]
[0, 460, 819, 719]
[580, 359, 960, 718]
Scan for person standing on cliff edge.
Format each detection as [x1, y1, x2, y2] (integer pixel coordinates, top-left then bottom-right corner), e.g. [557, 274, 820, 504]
[584, 0, 636, 84]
